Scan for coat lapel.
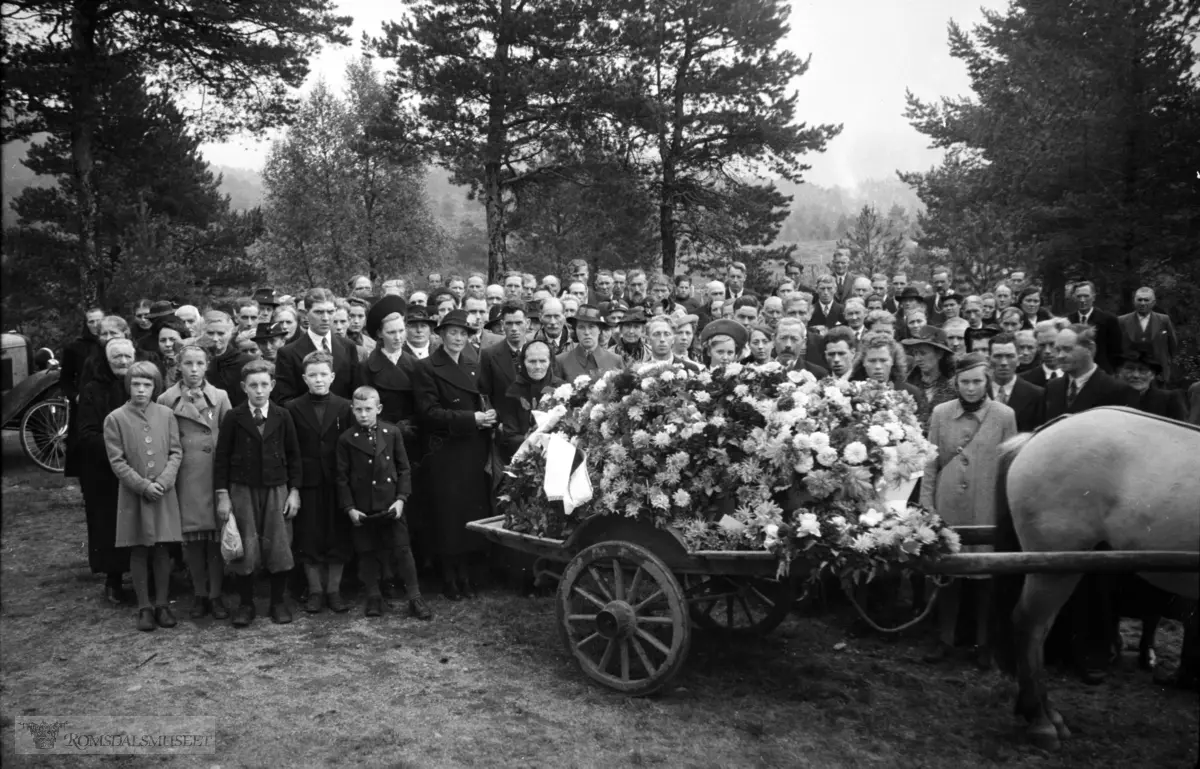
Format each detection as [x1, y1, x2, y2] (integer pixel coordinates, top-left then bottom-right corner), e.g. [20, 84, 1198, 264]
[262, 406, 284, 441]
[431, 346, 480, 394]
[346, 425, 376, 456]
[236, 405, 262, 440]
[291, 394, 322, 434]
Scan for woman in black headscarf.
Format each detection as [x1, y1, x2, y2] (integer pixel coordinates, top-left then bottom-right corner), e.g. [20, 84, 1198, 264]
[495, 339, 564, 463]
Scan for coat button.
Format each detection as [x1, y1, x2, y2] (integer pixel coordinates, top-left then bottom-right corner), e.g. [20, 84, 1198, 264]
[148, 461, 155, 468]
[145, 436, 152, 443]
[372, 480, 377, 485]
[146, 450, 154, 456]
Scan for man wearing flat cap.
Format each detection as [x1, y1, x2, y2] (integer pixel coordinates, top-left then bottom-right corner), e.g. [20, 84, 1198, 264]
[559, 305, 624, 382]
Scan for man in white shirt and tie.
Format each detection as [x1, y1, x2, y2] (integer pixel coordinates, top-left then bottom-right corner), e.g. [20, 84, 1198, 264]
[988, 332, 1044, 432]
[274, 288, 359, 403]
[1020, 318, 1070, 387]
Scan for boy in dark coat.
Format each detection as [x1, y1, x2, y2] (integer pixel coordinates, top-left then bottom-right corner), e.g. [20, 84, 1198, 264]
[214, 359, 303, 627]
[336, 386, 432, 620]
[284, 351, 354, 614]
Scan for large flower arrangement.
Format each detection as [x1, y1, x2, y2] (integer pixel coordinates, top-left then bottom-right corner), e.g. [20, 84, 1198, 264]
[498, 361, 960, 579]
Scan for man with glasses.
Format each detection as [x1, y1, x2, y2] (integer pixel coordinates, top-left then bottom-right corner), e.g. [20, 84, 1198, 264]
[274, 288, 360, 403]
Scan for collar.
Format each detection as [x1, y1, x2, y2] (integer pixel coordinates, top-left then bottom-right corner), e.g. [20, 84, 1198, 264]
[1043, 364, 1060, 379]
[1070, 364, 1098, 390]
[1078, 309, 1091, 322]
[995, 377, 1015, 396]
[383, 346, 403, 364]
[949, 398, 989, 420]
[249, 400, 270, 418]
[408, 341, 430, 358]
[307, 328, 332, 351]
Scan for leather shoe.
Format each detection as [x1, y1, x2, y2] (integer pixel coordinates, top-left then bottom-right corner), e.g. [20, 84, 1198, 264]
[105, 585, 126, 606]
[1080, 667, 1107, 686]
[409, 597, 433, 620]
[443, 581, 462, 602]
[304, 593, 325, 614]
[380, 580, 397, 600]
[136, 608, 157, 632]
[231, 604, 256, 627]
[189, 596, 210, 619]
[270, 602, 293, 624]
[922, 642, 955, 664]
[326, 592, 348, 613]
[155, 605, 178, 628]
[460, 579, 478, 599]
[365, 596, 383, 617]
[210, 595, 229, 620]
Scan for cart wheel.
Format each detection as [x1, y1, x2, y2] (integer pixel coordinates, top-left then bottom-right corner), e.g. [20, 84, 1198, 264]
[21, 397, 69, 473]
[556, 541, 691, 696]
[684, 574, 796, 636]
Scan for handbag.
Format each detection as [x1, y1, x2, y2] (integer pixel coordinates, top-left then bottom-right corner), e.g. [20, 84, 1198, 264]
[220, 515, 244, 562]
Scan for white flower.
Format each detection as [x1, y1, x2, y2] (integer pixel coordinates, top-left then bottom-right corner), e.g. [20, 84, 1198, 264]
[640, 377, 658, 391]
[697, 372, 713, 386]
[724, 362, 743, 377]
[710, 416, 726, 429]
[572, 375, 592, 389]
[843, 441, 868, 465]
[553, 384, 574, 400]
[867, 425, 890, 446]
[859, 508, 884, 527]
[816, 448, 838, 467]
[851, 533, 875, 552]
[792, 434, 813, 452]
[590, 404, 607, 422]
[632, 430, 651, 448]
[796, 513, 821, 538]
[793, 455, 814, 474]
[916, 526, 937, 545]
[650, 491, 670, 510]
[673, 489, 692, 508]
[652, 431, 672, 448]
[830, 515, 847, 529]
[660, 370, 676, 382]
[734, 384, 750, 397]
[810, 432, 830, 450]
[694, 391, 712, 404]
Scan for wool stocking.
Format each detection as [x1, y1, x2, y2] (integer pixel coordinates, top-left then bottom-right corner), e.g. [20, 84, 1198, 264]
[206, 542, 224, 598]
[269, 571, 288, 606]
[183, 541, 209, 597]
[394, 547, 422, 600]
[130, 547, 151, 610]
[303, 564, 325, 595]
[326, 563, 344, 594]
[238, 574, 255, 607]
[152, 545, 171, 607]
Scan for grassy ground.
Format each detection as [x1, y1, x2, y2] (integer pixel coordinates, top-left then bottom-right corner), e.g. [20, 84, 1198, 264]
[1, 440, 1196, 768]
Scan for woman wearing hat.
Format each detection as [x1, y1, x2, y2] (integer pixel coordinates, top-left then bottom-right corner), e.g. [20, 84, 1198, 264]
[614, 308, 649, 365]
[135, 300, 180, 355]
[921, 352, 1017, 667]
[252, 321, 290, 361]
[1118, 345, 1187, 420]
[558, 305, 623, 382]
[411, 309, 496, 600]
[699, 319, 748, 369]
[151, 316, 189, 389]
[902, 326, 957, 430]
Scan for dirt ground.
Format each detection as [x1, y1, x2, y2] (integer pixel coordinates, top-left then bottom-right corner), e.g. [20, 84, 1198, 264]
[1, 439, 1196, 768]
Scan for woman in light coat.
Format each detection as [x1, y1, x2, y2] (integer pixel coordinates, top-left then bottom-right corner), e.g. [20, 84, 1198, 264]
[157, 345, 233, 621]
[921, 353, 1017, 667]
[105, 361, 184, 632]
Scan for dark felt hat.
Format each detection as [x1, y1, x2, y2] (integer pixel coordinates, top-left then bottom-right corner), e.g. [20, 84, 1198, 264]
[898, 286, 925, 302]
[486, 304, 505, 331]
[251, 321, 290, 342]
[700, 318, 749, 349]
[435, 309, 472, 333]
[1115, 345, 1162, 372]
[618, 307, 647, 326]
[954, 351, 989, 375]
[944, 292, 966, 305]
[252, 288, 282, 307]
[366, 295, 408, 341]
[901, 325, 954, 355]
[146, 300, 177, 320]
[569, 304, 611, 328]
[406, 305, 434, 327]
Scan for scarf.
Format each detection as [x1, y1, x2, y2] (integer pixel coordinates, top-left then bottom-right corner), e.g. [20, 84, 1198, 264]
[958, 395, 987, 413]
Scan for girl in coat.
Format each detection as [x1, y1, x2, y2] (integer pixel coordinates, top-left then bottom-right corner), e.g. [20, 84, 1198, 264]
[105, 361, 185, 632]
[77, 338, 136, 604]
[921, 353, 1017, 666]
[157, 345, 233, 620]
[411, 310, 496, 600]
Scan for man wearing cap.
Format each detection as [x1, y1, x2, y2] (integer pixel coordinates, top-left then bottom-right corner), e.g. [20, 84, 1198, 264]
[275, 288, 361, 403]
[404, 305, 437, 360]
[1116, 345, 1186, 420]
[252, 321, 290, 362]
[251, 288, 283, 322]
[480, 301, 530, 421]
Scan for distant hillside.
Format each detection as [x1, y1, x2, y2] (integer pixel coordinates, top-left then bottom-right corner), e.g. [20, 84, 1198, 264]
[213, 165, 264, 211]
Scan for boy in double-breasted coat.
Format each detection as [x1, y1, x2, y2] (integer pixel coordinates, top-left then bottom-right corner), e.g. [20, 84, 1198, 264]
[336, 386, 432, 620]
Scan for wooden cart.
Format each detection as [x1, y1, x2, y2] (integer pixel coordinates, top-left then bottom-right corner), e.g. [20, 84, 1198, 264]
[468, 515, 1197, 696]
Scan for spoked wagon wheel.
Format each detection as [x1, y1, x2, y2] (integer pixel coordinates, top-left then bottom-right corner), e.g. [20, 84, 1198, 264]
[556, 541, 691, 696]
[21, 397, 69, 473]
[684, 574, 796, 636]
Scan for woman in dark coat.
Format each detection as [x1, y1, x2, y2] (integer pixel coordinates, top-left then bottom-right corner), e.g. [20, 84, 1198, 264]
[411, 310, 496, 600]
[496, 339, 564, 462]
[1015, 286, 1053, 331]
[1118, 346, 1187, 420]
[62, 309, 106, 479]
[77, 338, 136, 603]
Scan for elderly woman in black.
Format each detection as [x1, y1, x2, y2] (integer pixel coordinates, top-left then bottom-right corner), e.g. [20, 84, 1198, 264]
[77, 338, 137, 604]
[495, 339, 564, 463]
[411, 309, 497, 600]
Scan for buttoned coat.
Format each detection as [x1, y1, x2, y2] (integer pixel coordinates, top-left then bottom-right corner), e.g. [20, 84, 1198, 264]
[104, 402, 185, 547]
[359, 347, 423, 464]
[213, 402, 303, 491]
[157, 382, 232, 533]
[77, 362, 130, 574]
[1117, 311, 1179, 382]
[479, 340, 522, 428]
[274, 332, 361, 404]
[557, 344, 624, 384]
[411, 345, 490, 555]
[286, 393, 355, 562]
[921, 399, 1018, 530]
[335, 420, 412, 513]
[1044, 368, 1138, 421]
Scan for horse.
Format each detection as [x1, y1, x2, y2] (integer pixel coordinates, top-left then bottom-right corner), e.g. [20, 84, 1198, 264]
[991, 407, 1200, 749]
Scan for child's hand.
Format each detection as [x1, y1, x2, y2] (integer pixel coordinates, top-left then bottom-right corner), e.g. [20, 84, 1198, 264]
[347, 508, 366, 526]
[388, 500, 405, 520]
[144, 482, 165, 502]
[283, 489, 301, 520]
[216, 492, 232, 523]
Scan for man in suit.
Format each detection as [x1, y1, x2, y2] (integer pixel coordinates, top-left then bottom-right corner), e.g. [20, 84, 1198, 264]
[532, 297, 573, 357]
[924, 265, 952, 326]
[988, 332, 1044, 432]
[275, 288, 360, 403]
[1067, 281, 1122, 373]
[810, 274, 844, 332]
[726, 260, 756, 302]
[479, 301, 527, 419]
[464, 295, 503, 351]
[1118, 287, 1179, 383]
[774, 318, 828, 379]
[1020, 318, 1069, 387]
[829, 247, 860, 304]
[558, 305, 623, 381]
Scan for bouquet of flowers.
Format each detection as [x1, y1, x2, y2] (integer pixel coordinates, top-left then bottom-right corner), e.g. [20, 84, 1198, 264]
[497, 361, 960, 579]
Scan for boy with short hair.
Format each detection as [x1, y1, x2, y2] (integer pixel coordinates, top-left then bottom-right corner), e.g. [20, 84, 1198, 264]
[214, 359, 303, 627]
[336, 386, 432, 620]
[284, 351, 354, 614]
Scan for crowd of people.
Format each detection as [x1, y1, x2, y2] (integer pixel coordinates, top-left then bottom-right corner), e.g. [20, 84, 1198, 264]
[55, 252, 1198, 679]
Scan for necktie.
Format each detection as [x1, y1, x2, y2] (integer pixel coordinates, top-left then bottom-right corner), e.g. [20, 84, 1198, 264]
[585, 352, 599, 376]
[254, 407, 265, 426]
[997, 386, 1008, 405]
[1067, 379, 1079, 406]
[321, 337, 330, 353]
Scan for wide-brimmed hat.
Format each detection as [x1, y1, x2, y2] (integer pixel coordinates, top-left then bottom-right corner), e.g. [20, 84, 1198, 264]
[251, 321, 290, 342]
[366, 295, 408, 340]
[406, 305, 434, 327]
[569, 304, 611, 328]
[1115, 345, 1162, 372]
[618, 307, 647, 326]
[898, 286, 924, 302]
[435, 309, 472, 333]
[700, 318, 749, 349]
[901, 325, 954, 355]
[252, 288, 282, 307]
[146, 300, 177, 320]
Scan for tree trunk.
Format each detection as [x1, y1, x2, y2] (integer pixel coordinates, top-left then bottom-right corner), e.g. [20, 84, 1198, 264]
[483, 0, 511, 283]
[484, 162, 507, 281]
[660, 163, 677, 276]
[70, 0, 102, 308]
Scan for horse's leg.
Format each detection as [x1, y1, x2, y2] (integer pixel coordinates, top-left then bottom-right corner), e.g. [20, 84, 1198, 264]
[1013, 573, 1080, 750]
[1139, 614, 1160, 671]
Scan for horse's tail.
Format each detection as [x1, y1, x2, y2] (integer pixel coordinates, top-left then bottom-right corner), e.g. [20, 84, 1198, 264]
[991, 432, 1032, 676]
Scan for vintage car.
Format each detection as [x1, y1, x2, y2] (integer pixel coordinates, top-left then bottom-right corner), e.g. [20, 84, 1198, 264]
[1, 332, 67, 472]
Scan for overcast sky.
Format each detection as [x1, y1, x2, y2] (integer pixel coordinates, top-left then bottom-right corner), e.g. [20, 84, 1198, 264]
[200, 0, 1006, 189]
